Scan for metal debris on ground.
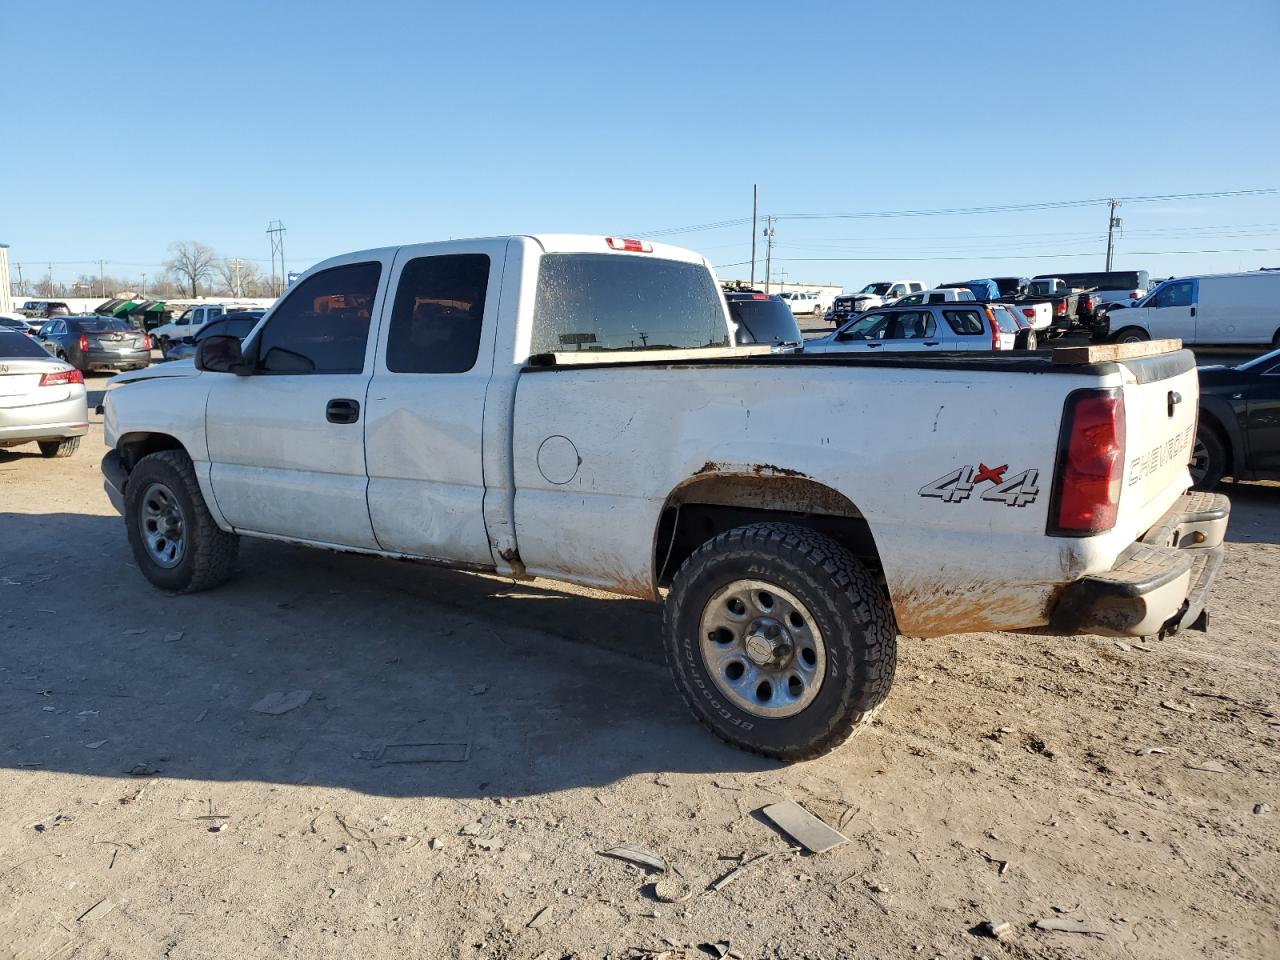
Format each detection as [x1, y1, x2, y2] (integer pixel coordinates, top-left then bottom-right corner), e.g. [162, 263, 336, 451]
[1033, 917, 1106, 935]
[375, 742, 471, 764]
[651, 878, 694, 903]
[527, 905, 553, 928]
[163, 631, 184, 643]
[1254, 803, 1271, 815]
[84, 740, 107, 749]
[121, 629, 147, 636]
[600, 845, 667, 873]
[429, 837, 444, 849]
[1185, 759, 1229, 774]
[76, 898, 115, 923]
[977, 920, 1013, 941]
[759, 799, 848, 854]
[697, 941, 731, 958]
[250, 690, 313, 715]
[1160, 700, 1195, 714]
[1135, 747, 1168, 756]
[709, 852, 771, 892]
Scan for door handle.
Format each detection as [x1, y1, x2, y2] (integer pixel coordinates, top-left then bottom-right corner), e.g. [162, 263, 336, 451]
[326, 398, 360, 424]
[923, 340, 940, 346]
[866, 342, 883, 348]
[1190, 306, 1196, 317]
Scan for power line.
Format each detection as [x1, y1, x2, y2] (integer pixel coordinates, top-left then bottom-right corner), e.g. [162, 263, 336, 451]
[750, 246, 1280, 264]
[635, 188, 1278, 237]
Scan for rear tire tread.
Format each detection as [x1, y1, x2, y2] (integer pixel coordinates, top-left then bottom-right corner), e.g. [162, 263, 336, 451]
[38, 437, 80, 458]
[663, 522, 897, 762]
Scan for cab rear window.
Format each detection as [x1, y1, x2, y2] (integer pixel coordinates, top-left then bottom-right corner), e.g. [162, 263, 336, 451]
[531, 254, 728, 354]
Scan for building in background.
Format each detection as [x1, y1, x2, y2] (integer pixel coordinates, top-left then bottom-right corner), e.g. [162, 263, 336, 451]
[0, 243, 12, 314]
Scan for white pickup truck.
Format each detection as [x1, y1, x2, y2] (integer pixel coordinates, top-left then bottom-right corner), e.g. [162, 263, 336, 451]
[100, 234, 1229, 761]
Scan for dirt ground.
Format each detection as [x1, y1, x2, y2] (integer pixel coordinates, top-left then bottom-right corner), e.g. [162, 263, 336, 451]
[1, 378, 1277, 960]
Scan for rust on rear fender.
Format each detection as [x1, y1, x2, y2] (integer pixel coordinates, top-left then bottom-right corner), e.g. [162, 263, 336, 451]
[889, 576, 1059, 637]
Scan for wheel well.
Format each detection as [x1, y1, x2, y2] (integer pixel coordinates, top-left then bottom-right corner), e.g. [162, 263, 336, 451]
[653, 474, 884, 588]
[1196, 410, 1233, 475]
[1112, 325, 1149, 341]
[117, 432, 185, 471]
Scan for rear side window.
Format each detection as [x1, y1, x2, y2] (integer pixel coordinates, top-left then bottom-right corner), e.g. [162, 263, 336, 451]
[944, 309, 985, 335]
[255, 261, 381, 374]
[532, 254, 728, 354]
[386, 254, 490, 373]
[890, 311, 935, 339]
[990, 306, 1019, 333]
[727, 297, 802, 345]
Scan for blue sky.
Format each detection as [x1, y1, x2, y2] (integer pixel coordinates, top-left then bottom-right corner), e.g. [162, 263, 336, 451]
[4, 0, 1279, 291]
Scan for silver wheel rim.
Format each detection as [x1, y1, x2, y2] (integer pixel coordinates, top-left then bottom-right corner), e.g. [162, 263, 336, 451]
[1120, 333, 1144, 343]
[1190, 437, 1209, 484]
[139, 481, 186, 568]
[698, 579, 826, 718]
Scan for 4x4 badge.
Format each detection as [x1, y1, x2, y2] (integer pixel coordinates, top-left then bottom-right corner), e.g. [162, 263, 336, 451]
[919, 464, 1040, 507]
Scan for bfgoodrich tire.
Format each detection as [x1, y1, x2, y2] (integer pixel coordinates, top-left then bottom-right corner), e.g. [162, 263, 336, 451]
[125, 449, 239, 593]
[663, 522, 897, 761]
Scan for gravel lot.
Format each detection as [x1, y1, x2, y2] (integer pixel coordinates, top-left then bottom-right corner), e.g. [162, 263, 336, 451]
[1, 370, 1277, 960]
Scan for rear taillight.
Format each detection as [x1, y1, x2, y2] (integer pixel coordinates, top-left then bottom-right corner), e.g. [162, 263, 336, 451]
[751, 293, 768, 300]
[1129, 291, 1140, 299]
[78, 334, 90, 351]
[1055, 301, 1067, 315]
[605, 237, 653, 253]
[985, 308, 1003, 350]
[39, 369, 84, 386]
[143, 334, 152, 350]
[1021, 307, 1036, 321]
[1049, 389, 1126, 535]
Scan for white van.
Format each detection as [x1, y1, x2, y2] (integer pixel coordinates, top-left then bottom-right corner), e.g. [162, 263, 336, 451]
[1105, 271, 1280, 346]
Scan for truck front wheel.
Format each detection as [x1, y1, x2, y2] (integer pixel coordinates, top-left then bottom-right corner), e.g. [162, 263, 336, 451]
[663, 522, 897, 761]
[125, 449, 239, 593]
[1113, 326, 1150, 344]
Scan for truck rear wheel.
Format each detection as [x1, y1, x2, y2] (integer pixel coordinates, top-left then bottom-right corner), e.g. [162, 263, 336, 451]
[663, 522, 897, 761]
[125, 449, 239, 593]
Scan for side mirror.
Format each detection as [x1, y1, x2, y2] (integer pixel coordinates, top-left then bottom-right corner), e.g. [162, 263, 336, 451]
[195, 335, 252, 375]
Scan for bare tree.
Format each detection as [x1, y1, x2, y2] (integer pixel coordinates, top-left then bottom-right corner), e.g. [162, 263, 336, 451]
[214, 258, 266, 297]
[164, 241, 218, 298]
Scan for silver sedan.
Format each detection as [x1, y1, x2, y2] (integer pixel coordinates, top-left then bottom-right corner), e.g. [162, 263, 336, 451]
[0, 330, 89, 458]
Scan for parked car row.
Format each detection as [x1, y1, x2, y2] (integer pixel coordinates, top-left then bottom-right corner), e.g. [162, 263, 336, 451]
[32, 315, 152, 373]
[825, 270, 1156, 336]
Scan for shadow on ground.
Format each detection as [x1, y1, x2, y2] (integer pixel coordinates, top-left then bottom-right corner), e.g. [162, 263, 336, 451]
[0, 512, 773, 800]
[1222, 480, 1280, 545]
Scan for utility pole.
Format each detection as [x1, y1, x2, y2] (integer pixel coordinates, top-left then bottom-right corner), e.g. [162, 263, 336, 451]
[750, 184, 758, 288]
[267, 220, 287, 295]
[140, 273, 147, 296]
[98, 259, 106, 298]
[763, 216, 775, 294]
[1104, 199, 1122, 271]
[47, 263, 53, 298]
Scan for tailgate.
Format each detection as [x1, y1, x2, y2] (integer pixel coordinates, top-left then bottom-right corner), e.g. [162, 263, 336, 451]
[1118, 351, 1198, 532]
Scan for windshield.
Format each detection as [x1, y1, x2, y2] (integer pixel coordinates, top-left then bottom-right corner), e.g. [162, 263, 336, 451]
[69, 317, 132, 333]
[531, 254, 728, 354]
[858, 283, 891, 295]
[727, 297, 802, 346]
[1027, 280, 1057, 295]
[1236, 346, 1280, 371]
